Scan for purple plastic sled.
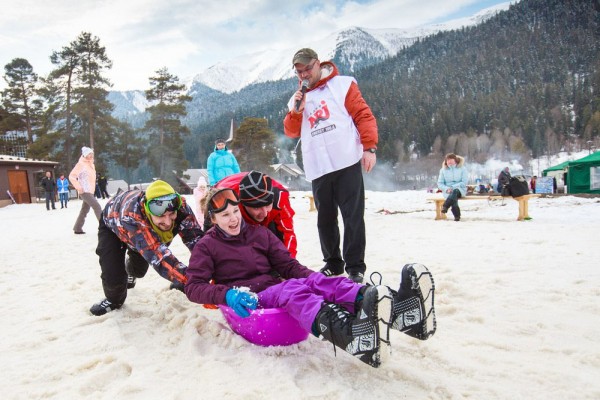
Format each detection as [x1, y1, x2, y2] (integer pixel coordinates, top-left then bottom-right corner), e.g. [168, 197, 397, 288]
[219, 306, 309, 347]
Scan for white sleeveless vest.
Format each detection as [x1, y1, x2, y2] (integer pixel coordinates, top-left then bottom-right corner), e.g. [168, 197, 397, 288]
[289, 76, 363, 181]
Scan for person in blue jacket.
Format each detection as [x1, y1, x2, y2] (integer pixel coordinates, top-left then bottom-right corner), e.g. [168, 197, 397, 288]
[56, 173, 70, 209]
[437, 153, 468, 221]
[207, 138, 240, 186]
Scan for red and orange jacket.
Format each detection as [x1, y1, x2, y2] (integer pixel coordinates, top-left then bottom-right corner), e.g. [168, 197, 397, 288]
[283, 61, 378, 151]
[215, 172, 297, 258]
[102, 190, 204, 284]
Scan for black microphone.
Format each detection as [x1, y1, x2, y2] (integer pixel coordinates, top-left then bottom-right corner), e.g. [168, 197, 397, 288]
[295, 79, 309, 112]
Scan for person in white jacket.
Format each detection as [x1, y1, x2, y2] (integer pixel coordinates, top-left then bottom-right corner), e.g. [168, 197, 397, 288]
[69, 147, 102, 234]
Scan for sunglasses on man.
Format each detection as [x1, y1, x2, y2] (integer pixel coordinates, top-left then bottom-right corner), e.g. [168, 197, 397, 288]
[146, 193, 182, 217]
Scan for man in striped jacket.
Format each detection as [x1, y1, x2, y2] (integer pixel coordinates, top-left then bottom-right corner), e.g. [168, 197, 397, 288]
[89, 180, 203, 316]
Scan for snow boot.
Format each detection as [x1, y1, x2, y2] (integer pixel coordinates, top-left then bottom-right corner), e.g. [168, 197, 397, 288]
[389, 264, 436, 340]
[90, 298, 122, 316]
[126, 275, 136, 289]
[348, 271, 365, 283]
[320, 261, 344, 277]
[314, 285, 392, 368]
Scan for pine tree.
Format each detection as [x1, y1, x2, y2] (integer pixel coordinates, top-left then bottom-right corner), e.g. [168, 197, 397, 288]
[1, 58, 39, 146]
[47, 44, 80, 170]
[144, 67, 191, 181]
[111, 120, 145, 189]
[71, 32, 114, 154]
[231, 117, 277, 172]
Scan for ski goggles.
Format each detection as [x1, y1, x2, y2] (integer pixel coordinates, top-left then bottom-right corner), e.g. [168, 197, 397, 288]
[208, 188, 240, 214]
[146, 193, 181, 217]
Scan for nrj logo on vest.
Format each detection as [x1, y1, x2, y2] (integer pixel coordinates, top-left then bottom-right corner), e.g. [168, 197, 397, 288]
[308, 100, 331, 129]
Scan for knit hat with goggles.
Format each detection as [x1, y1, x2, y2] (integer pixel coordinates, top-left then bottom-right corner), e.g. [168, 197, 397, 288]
[145, 180, 181, 217]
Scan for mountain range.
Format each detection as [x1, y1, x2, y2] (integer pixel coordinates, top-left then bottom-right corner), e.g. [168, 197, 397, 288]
[107, 2, 511, 119]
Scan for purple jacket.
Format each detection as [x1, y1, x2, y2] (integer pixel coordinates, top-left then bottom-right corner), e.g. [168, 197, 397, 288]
[185, 222, 313, 305]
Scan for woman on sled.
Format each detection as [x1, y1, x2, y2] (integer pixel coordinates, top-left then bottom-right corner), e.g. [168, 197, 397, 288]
[184, 188, 436, 368]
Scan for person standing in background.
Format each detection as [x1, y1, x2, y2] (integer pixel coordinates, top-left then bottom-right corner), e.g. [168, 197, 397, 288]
[207, 138, 240, 186]
[40, 171, 57, 211]
[57, 173, 70, 209]
[530, 175, 537, 193]
[283, 48, 378, 283]
[193, 175, 208, 225]
[98, 173, 110, 199]
[69, 147, 102, 234]
[94, 173, 102, 198]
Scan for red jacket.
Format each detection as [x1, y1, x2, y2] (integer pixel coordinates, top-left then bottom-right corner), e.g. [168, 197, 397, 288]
[215, 172, 297, 258]
[283, 61, 378, 151]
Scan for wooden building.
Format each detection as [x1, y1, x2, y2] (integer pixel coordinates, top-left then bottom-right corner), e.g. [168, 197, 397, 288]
[0, 155, 59, 207]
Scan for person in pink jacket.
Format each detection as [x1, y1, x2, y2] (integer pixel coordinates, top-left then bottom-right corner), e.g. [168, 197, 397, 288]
[69, 146, 102, 234]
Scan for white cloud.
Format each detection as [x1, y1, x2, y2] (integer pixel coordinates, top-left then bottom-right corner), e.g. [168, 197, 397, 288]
[0, 0, 510, 91]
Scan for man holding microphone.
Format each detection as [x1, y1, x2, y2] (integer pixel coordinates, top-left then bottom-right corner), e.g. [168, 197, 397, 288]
[283, 48, 378, 284]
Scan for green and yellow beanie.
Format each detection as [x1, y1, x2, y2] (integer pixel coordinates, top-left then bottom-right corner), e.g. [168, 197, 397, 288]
[145, 180, 175, 200]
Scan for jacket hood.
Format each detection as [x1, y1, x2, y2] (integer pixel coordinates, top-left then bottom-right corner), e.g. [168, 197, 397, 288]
[213, 144, 228, 151]
[442, 155, 465, 169]
[309, 61, 339, 91]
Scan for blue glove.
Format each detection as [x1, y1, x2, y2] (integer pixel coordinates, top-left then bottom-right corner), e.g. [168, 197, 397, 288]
[225, 289, 258, 318]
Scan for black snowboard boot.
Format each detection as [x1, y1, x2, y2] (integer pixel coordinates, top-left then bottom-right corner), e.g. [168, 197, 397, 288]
[126, 275, 137, 289]
[389, 263, 436, 340]
[314, 285, 392, 368]
[90, 298, 122, 316]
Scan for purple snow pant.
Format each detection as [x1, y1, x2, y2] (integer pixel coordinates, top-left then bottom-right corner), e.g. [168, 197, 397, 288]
[257, 273, 362, 332]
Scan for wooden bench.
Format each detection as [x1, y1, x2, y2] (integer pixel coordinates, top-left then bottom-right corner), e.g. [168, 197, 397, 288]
[428, 194, 541, 221]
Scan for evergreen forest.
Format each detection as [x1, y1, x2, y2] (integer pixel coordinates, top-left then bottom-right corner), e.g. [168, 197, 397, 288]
[1, 0, 599, 188]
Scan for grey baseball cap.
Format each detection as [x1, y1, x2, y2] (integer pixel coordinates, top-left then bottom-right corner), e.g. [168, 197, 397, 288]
[292, 48, 318, 65]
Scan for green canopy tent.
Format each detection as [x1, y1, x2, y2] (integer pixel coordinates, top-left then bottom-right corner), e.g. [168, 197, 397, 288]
[542, 160, 569, 176]
[565, 151, 600, 194]
[542, 160, 570, 193]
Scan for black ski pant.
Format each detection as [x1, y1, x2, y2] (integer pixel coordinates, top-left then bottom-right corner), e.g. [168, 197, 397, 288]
[443, 188, 462, 219]
[311, 162, 366, 275]
[45, 191, 55, 210]
[95, 218, 149, 305]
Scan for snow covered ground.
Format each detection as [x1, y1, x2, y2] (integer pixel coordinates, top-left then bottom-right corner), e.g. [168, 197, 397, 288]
[1, 190, 598, 399]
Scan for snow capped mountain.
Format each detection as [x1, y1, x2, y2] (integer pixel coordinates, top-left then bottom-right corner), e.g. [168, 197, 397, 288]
[108, 1, 511, 116]
[191, 2, 511, 94]
[107, 90, 151, 117]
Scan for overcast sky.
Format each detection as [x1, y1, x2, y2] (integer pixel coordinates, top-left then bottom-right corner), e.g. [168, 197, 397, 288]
[1, 0, 510, 91]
